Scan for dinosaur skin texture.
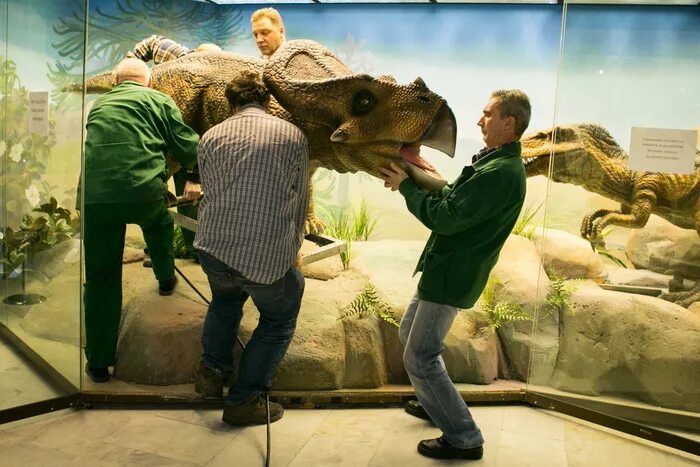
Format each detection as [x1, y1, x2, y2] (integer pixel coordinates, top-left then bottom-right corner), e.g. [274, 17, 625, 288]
[67, 40, 457, 235]
[520, 123, 700, 307]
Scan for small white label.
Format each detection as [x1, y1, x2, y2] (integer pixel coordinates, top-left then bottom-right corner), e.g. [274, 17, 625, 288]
[628, 127, 696, 174]
[28, 91, 49, 136]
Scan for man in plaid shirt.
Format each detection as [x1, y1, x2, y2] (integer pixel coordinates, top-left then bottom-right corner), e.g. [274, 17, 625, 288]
[193, 70, 309, 427]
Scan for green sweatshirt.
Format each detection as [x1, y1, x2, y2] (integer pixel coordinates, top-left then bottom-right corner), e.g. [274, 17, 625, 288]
[84, 81, 199, 204]
[399, 142, 526, 309]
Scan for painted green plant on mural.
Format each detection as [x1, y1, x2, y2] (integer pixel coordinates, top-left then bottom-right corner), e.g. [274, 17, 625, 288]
[0, 56, 59, 228]
[48, 0, 246, 105]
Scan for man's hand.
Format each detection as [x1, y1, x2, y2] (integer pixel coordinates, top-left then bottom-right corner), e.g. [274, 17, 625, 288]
[379, 163, 409, 191]
[183, 181, 202, 202]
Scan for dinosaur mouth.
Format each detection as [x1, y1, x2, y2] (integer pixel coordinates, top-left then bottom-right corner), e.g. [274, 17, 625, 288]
[399, 144, 437, 172]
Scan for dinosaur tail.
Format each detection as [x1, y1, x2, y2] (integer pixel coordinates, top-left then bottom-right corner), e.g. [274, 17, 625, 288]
[61, 71, 116, 94]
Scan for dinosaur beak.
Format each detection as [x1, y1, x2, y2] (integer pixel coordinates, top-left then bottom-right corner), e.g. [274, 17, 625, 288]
[419, 103, 456, 158]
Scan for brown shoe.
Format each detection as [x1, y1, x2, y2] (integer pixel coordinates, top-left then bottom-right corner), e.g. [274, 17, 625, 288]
[222, 395, 284, 426]
[417, 435, 483, 460]
[194, 363, 225, 399]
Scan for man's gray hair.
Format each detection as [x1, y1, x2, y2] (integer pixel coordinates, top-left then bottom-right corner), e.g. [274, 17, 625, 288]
[491, 89, 531, 138]
[114, 58, 151, 84]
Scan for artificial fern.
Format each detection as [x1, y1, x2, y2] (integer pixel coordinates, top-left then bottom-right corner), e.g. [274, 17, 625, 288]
[544, 271, 578, 317]
[339, 282, 399, 327]
[481, 277, 531, 332]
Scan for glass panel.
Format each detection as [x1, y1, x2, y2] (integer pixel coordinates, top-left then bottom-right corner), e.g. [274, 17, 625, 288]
[78, 1, 561, 398]
[0, 0, 84, 411]
[527, 1, 700, 442]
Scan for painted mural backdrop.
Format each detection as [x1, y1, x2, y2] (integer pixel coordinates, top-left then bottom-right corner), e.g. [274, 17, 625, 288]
[3, 0, 699, 242]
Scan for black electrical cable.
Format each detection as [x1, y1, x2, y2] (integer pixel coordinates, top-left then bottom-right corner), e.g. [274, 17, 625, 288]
[174, 263, 271, 467]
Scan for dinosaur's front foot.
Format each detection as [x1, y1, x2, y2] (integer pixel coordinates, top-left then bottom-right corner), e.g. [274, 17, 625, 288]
[304, 213, 325, 236]
[580, 213, 606, 246]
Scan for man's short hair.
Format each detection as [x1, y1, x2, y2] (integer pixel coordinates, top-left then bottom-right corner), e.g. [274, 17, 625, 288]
[225, 70, 270, 108]
[114, 58, 150, 84]
[491, 89, 531, 138]
[251, 7, 284, 28]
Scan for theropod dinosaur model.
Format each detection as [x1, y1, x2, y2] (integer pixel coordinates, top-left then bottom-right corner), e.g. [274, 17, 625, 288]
[66, 39, 456, 234]
[520, 123, 700, 306]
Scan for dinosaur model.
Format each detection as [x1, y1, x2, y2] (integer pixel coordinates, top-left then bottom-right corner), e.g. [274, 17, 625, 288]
[520, 123, 700, 306]
[66, 39, 456, 234]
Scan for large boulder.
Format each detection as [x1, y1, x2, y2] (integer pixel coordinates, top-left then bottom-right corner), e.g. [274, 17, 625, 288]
[626, 215, 700, 278]
[550, 281, 700, 412]
[491, 235, 557, 384]
[533, 228, 606, 280]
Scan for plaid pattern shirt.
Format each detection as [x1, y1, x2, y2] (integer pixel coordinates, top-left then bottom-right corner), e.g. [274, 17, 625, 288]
[128, 35, 191, 64]
[194, 104, 309, 284]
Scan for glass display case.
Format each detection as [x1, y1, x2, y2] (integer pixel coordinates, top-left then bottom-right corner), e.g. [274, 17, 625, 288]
[0, 0, 696, 455]
[0, 0, 85, 420]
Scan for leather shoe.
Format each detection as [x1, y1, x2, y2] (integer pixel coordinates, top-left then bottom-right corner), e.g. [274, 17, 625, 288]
[222, 395, 284, 426]
[158, 277, 177, 296]
[194, 363, 225, 399]
[405, 400, 431, 421]
[417, 435, 483, 460]
[85, 362, 110, 383]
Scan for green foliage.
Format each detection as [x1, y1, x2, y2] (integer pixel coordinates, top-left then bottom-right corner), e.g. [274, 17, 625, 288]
[317, 198, 379, 269]
[512, 202, 542, 239]
[49, 0, 246, 106]
[353, 199, 378, 241]
[1, 198, 80, 272]
[319, 205, 354, 269]
[590, 227, 628, 268]
[172, 225, 189, 259]
[481, 278, 531, 332]
[339, 282, 399, 327]
[542, 270, 579, 318]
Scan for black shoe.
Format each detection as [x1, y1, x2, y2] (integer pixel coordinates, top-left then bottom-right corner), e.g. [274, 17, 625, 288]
[222, 395, 284, 426]
[405, 400, 431, 421]
[85, 362, 110, 383]
[158, 277, 177, 296]
[417, 435, 483, 460]
[194, 363, 225, 399]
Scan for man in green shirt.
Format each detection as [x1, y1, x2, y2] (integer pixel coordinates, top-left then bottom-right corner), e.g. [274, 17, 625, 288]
[380, 89, 530, 461]
[82, 58, 199, 383]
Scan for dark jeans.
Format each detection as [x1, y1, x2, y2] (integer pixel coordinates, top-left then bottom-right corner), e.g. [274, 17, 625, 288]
[198, 251, 304, 405]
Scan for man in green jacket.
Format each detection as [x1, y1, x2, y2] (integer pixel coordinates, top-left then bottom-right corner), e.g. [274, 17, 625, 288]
[82, 58, 199, 383]
[380, 89, 530, 461]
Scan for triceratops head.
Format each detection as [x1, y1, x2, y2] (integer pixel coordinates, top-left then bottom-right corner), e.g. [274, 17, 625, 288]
[264, 40, 456, 177]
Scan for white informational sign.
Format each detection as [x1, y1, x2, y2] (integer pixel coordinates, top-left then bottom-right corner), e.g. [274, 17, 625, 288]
[628, 127, 697, 174]
[28, 91, 49, 136]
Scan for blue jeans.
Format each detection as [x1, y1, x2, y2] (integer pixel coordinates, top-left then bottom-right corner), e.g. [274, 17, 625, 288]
[399, 290, 484, 449]
[198, 251, 304, 405]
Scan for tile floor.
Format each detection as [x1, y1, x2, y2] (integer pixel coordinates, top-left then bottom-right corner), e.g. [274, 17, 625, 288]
[0, 404, 698, 466]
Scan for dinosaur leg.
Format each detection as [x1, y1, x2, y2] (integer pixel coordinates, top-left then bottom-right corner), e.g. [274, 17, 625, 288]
[581, 197, 654, 245]
[304, 172, 325, 235]
[656, 207, 700, 308]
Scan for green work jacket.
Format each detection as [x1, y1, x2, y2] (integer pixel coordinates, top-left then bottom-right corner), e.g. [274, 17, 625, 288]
[84, 81, 199, 204]
[398, 142, 526, 309]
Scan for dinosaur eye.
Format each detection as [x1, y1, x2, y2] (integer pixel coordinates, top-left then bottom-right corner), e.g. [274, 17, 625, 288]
[351, 89, 376, 116]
